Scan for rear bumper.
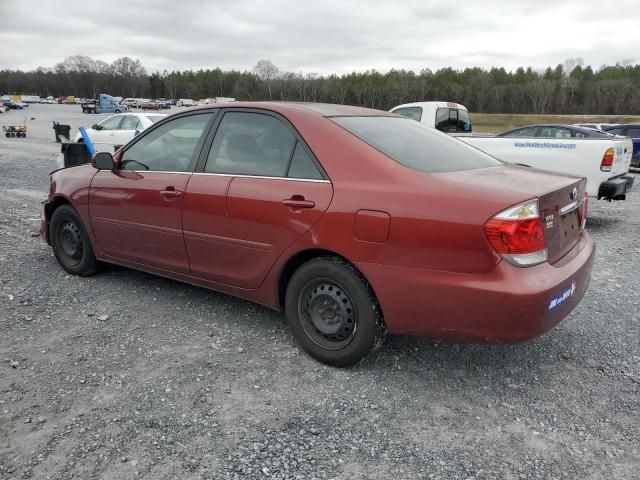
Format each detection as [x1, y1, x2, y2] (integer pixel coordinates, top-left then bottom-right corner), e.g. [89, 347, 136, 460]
[598, 175, 634, 199]
[357, 231, 595, 342]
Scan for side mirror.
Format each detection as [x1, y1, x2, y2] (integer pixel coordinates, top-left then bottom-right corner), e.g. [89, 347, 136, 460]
[134, 129, 141, 137]
[92, 152, 116, 170]
[91, 123, 101, 130]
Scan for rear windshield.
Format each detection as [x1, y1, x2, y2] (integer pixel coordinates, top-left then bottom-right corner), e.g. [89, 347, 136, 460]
[146, 115, 165, 124]
[332, 116, 501, 173]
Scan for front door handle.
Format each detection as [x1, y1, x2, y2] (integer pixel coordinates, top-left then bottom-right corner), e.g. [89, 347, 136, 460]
[160, 188, 182, 198]
[282, 195, 315, 209]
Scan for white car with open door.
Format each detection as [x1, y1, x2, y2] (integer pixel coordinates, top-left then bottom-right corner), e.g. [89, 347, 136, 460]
[75, 113, 167, 152]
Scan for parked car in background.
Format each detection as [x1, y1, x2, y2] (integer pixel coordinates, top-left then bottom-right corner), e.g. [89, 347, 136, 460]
[42, 102, 595, 367]
[176, 98, 196, 107]
[498, 124, 611, 139]
[140, 101, 161, 110]
[459, 124, 634, 200]
[574, 123, 617, 131]
[0, 105, 5, 114]
[74, 112, 166, 152]
[390, 101, 472, 134]
[603, 124, 640, 168]
[2, 99, 23, 109]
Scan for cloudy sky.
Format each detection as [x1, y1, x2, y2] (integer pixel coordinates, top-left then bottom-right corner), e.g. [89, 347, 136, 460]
[2, 0, 638, 74]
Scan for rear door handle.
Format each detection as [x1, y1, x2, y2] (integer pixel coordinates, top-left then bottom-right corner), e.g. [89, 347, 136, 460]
[282, 196, 315, 209]
[160, 189, 182, 198]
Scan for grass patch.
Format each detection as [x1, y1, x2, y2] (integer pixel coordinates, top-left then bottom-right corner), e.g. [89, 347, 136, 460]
[470, 114, 640, 134]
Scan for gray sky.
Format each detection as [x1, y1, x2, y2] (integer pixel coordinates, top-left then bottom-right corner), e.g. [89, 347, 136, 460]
[2, 0, 638, 74]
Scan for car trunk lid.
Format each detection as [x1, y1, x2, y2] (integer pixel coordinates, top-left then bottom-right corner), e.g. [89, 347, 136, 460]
[538, 178, 586, 264]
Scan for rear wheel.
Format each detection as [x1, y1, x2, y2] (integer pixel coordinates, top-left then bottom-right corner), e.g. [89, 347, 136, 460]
[50, 205, 101, 276]
[285, 257, 385, 367]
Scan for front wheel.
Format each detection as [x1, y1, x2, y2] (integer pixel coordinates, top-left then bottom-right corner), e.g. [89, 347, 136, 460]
[114, 109, 121, 114]
[285, 257, 385, 367]
[50, 205, 101, 276]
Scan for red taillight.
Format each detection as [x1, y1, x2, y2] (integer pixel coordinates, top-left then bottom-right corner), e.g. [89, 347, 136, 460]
[485, 217, 546, 254]
[601, 148, 614, 171]
[484, 199, 548, 267]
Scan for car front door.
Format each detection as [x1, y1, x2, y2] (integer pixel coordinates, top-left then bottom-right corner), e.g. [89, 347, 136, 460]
[89, 112, 216, 274]
[92, 115, 123, 152]
[182, 110, 333, 288]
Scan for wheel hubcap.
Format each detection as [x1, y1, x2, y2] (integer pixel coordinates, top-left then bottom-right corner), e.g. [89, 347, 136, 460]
[300, 281, 357, 349]
[58, 221, 83, 265]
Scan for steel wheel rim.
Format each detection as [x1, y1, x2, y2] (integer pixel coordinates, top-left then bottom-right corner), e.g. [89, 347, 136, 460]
[57, 220, 83, 266]
[298, 278, 357, 350]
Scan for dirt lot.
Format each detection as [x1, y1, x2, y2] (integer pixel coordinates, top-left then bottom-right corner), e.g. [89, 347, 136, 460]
[1, 104, 639, 480]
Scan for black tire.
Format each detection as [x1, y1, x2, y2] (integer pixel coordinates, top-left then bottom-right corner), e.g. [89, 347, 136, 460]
[50, 204, 101, 276]
[285, 257, 385, 367]
[115, 109, 121, 114]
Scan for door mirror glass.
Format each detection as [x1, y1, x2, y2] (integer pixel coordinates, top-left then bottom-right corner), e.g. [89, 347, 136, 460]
[91, 124, 101, 130]
[92, 152, 115, 170]
[134, 129, 141, 137]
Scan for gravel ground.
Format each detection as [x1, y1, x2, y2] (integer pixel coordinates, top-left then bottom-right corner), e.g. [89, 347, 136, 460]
[0, 104, 639, 480]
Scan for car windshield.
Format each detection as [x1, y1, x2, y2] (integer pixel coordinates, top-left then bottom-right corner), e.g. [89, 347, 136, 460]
[331, 116, 501, 173]
[146, 115, 165, 124]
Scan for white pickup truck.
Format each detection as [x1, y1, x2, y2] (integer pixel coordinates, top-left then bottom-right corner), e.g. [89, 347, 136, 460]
[390, 102, 634, 200]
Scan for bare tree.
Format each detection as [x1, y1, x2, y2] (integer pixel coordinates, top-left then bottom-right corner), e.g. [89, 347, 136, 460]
[111, 57, 147, 96]
[252, 59, 279, 100]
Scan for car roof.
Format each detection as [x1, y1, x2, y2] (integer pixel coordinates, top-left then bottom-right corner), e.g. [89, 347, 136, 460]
[189, 102, 394, 118]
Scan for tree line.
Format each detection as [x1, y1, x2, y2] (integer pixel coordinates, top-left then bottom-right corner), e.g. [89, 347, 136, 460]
[1, 55, 639, 114]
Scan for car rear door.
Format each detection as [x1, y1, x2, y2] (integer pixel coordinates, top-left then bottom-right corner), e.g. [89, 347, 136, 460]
[182, 109, 333, 288]
[89, 112, 216, 273]
[114, 115, 141, 148]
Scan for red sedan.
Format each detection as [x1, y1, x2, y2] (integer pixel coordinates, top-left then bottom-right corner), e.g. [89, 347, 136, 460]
[41, 103, 595, 366]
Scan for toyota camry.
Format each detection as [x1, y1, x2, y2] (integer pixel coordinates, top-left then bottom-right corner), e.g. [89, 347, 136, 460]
[41, 103, 595, 367]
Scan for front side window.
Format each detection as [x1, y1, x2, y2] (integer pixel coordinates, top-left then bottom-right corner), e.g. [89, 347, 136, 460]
[332, 116, 501, 174]
[393, 107, 423, 122]
[120, 113, 213, 172]
[205, 112, 296, 177]
[99, 115, 123, 130]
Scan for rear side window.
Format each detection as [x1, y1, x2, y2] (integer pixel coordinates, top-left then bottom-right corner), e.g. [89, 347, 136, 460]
[392, 107, 423, 122]
[205, 112, 296, 177]
[146, 115, 165, 124]
[120, 116, 141, 130]
[332, 116, 501, 174]
[435, 108, 471, 133]
[499, 126, 539, 137]
[288, 142, 323, 179]
[626, 127, 640, 138]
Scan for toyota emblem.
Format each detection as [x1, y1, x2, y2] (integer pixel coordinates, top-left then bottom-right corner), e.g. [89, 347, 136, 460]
[570, 187, 578, 201]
